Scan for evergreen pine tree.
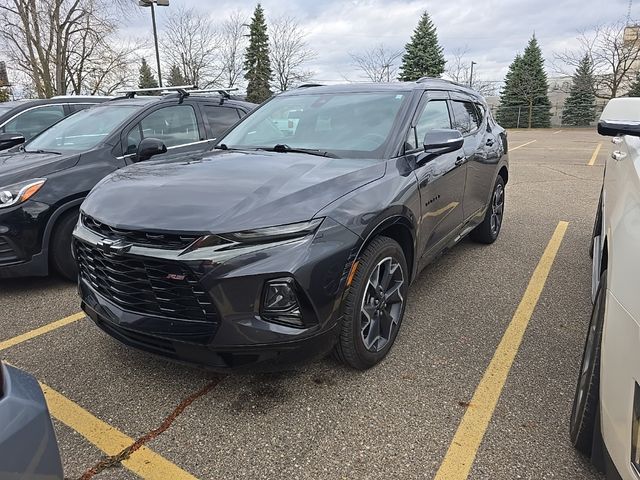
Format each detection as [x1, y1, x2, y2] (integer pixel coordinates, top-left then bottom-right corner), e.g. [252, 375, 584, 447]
[167, 65, 187, 87]
[0, 89, 8, 102]
[562, 55, 596, 126]
[496, 35, 551, 128]
[628, 73, 640, 97]
[138, 58, 159, 94]
[398, 11, 445, 81]
[244, 4, 272, 103]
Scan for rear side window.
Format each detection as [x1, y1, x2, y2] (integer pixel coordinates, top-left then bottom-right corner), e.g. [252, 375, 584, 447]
[128, 105, 200, 150]
[2, 105, 66, 140]
[406, 100, 451, 151]
[450, 101, 480, 135]
[202, 106, 241, 139]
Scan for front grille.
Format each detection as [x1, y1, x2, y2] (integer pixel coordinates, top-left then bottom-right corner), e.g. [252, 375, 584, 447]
[75, 240, 218, 326]
[82, 214, 200, 250]
[0, 237, 19, 265]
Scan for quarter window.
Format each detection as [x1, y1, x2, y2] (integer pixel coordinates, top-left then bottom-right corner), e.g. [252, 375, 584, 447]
[128, 105, 199, 151]
[2, 105, 66, 141]
[406, 100, 451, 151]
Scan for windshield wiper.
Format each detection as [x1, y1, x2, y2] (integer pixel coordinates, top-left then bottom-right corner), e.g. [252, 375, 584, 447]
[24, 149, 61, 155]
[259, 144, 339, 158]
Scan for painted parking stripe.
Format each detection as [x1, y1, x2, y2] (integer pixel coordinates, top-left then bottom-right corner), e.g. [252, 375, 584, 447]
[434, 221, 569, 480]
[41, 382, 198, 480]
[588, 142, 602, 166]
[0, 312, 85, 352]
[510, 140, 537, 151]
[553, 130, 563, 135]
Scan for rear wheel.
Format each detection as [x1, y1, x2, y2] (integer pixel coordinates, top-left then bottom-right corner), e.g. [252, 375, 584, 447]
[570, 270, 606, 456]
[471, 175, 505, 244]
[334, 236, 408, 370]
[50, 210, 79, 281]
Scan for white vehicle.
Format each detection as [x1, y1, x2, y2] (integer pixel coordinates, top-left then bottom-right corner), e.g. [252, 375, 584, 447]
[571, 97, 640, 480]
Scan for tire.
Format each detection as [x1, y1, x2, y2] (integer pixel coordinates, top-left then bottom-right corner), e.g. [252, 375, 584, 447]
[50, 209, 79, 281]
[333, 236, 409, 370]
[471, 175, 505, 244]
[570, 270, 606, 456]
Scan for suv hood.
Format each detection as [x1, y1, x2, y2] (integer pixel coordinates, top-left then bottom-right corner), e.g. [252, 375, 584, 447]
[82, 150, 385, 233]
[0, 150, 80, 187]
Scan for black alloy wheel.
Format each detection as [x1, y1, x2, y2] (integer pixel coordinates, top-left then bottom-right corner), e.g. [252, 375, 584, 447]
[471, 175, 506, 244]
[334, 236, 408, 370]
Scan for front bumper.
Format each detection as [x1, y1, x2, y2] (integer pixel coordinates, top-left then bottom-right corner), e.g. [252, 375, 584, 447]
[75, 217, 359, 370]
[0, 363, 63, 479]
[0, 200, 52, 278]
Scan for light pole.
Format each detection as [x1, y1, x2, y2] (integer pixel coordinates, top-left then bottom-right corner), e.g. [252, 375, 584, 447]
[139, 0, 169, 87]
[469, 61, 477, 88]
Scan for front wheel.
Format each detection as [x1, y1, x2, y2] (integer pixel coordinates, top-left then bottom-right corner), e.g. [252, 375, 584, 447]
[334, 236, 409, 370]
[471, 175, 505, 244]
[50, 210, 79, 281]
[570, 270, 606, 456]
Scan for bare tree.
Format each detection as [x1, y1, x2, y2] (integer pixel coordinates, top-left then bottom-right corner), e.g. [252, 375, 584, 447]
[444, 47, 497, 96]
[161, 6, 221, 88]
[219, 11, 247, 89]
[0, 0, 133, 97]
[553, 20, 640, 98]
[350, 44, 403, 82]
[269, 16, 316, 91]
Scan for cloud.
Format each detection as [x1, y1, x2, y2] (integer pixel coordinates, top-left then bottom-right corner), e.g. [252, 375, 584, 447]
[114, 0, 635, 84]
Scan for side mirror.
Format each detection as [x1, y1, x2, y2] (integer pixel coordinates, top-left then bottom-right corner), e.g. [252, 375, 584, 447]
[422, 129, 464, 156]
[136, 138, 167, 162]
[598, 97, 640, 137]
[0, 133, 26, 151]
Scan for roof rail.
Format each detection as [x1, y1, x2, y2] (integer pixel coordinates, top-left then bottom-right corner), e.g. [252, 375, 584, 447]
[416, 77, 467, 88]
[116, 85, 197, 99]
[297, 83, 324, 89]
[188, 88, 239, 99]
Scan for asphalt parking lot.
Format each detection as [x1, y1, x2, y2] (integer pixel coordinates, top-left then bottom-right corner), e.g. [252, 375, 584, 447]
[0, 128, 607, 480]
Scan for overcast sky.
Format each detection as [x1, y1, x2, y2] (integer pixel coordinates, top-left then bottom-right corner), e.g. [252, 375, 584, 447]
[125, 0, 635, 85]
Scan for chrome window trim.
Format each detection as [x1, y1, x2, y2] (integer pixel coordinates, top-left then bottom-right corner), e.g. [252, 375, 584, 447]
[116, 139, 212, 160]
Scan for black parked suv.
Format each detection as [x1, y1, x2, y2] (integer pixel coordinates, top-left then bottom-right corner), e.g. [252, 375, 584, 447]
[0, 88, 255, 279]
[0, 96, 111, 150]
[75, 79, 509, 370]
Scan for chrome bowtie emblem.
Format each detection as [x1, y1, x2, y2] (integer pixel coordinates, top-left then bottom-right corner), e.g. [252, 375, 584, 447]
[97, 238, 132, 255]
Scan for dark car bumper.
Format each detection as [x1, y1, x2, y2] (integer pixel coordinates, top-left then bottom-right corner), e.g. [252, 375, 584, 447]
[0, 363, 63, 480]
[75, 217, 360, 371]
[0, 200, 52, 278]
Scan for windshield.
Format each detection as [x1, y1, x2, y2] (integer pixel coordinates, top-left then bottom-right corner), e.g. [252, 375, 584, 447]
[25, 104, 140, 152]
[220, 91, 409, 159]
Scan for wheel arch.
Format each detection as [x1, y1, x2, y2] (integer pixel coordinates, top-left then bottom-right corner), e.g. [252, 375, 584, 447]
[355, 215, 417, 283]
[43, 198, 84, 259]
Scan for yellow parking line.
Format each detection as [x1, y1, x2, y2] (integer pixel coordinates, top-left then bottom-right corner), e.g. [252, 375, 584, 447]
[588, 142, 602, 166]
[510, 140, 537, 151]
[41, 383, 198, 480]
[434, 221, 569, 480]
[0, 312, 85, 352]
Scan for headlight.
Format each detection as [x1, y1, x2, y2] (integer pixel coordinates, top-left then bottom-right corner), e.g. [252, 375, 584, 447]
[0, 179, 46, 209]
[224, 218, 324, 243]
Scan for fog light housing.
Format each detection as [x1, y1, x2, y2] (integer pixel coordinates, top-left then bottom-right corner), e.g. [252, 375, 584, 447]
[262, 278, 303, 327]
[632, 383, 640, 472]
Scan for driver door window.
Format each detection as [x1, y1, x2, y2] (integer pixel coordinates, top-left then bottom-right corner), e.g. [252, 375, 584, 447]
[406, 100, 452, 151]
[127, 105, 199, 154]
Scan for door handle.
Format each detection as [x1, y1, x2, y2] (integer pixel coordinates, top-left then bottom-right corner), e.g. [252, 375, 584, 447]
[455, 155, 467, 166]
[612, 150, 627, 161]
